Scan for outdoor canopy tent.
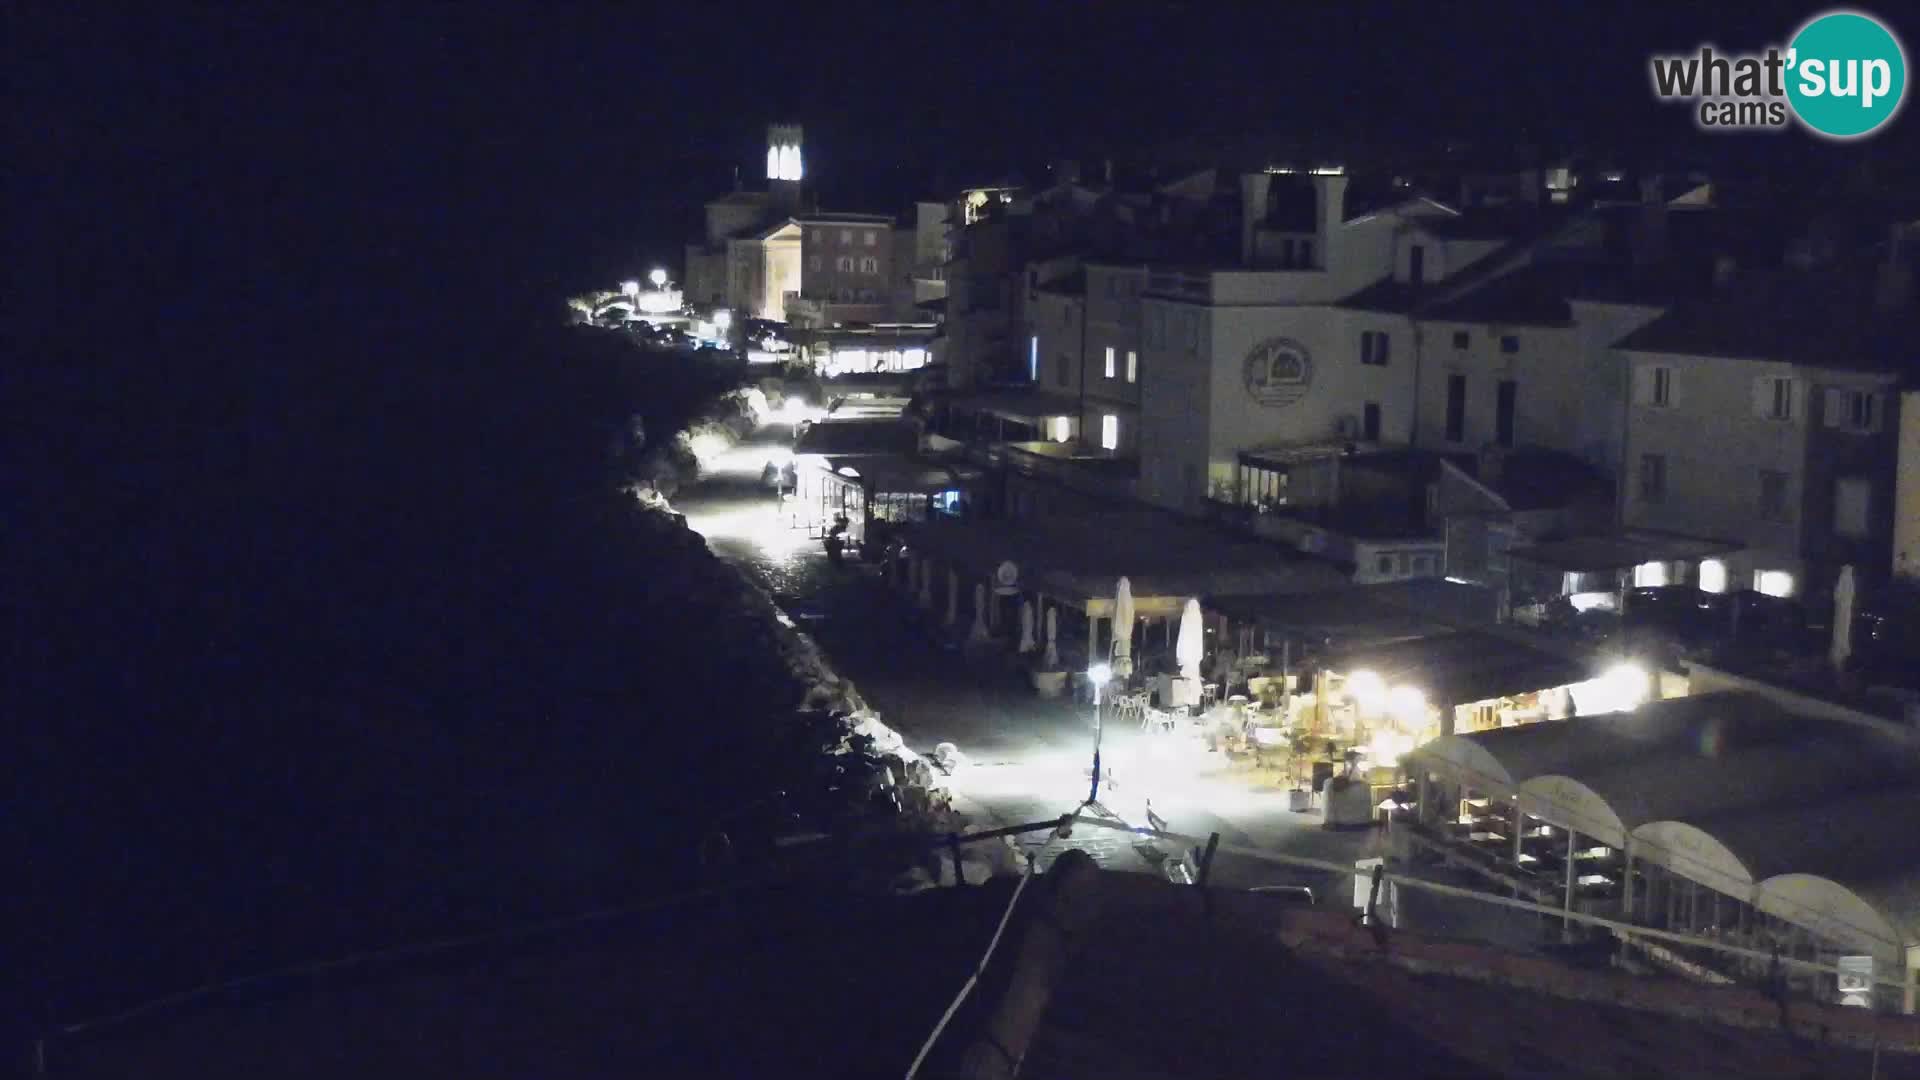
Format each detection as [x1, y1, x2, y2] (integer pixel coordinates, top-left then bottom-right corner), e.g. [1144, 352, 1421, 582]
[1638, 789, 1920, 959]
[901, 511, 1347, 616]
[1317, 629, 1599, 713]
[1409, 693, 1920, 971]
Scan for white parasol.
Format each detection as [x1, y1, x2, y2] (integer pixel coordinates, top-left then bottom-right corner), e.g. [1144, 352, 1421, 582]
[1043, 606, 1060, 670]
[1176, 597, 1204, 682]
[1017, 598, 1036, 654]
[1111, 576, 1135, 678]
[1831, 564, 1857, 672]
[970, 583, 992, 643]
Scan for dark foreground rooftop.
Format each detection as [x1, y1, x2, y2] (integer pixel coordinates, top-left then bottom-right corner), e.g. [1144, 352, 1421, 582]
[53, 854, 1920, 1079]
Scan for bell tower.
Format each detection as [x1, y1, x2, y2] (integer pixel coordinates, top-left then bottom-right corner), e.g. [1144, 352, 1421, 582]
[767, 123, 803, 210]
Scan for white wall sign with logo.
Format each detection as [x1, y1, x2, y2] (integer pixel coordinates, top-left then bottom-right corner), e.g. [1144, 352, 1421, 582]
[1243, 337, 1313, 408]
[1837, 954, 1874, 1007]
[994, 560, 1020, 595]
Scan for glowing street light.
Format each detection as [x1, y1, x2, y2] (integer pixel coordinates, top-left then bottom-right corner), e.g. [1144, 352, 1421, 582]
[620, 280, 640, 298]
[649, 268, 668, 289]
[1087, 662, 1113, 804]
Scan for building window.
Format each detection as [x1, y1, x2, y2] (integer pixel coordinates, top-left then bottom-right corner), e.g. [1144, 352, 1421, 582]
[1376, 554, 1396, 577]
[1826, 388, 1882, 432]
[836, 256, 854, 272]
[1500, 335, 1519, 354]
[1125, 350, 1137, 383]
[840, 229, 853, 244]
[1756, 376, 1795, 421]
[1754, 569, 1795, 598]
[1452, 330, 1469, 349]
[1757, 468, 1790, 521]
[1056, 355, 1070, 388]
[1050, 416, 1071, 443]
[1633, 560, 1669, 588]
[1495, 379, 1517, 448]
[863, 230, 876, 246]
[1409, 244, 1426, 284]
[1697, 558, 1727, 593]
[1063, 305, 1072, 325]
[1835, 476, 1870, 538]
[1029, 336, 1038, 382]
[1299, 239, 1314, 265]
[1104, 346, 1116, 378]
[1649, 366, 1674, 408]
[808, 255, 821, 272]
[1445, 374, 1466, 442]
[859, 256, 878, 274]
[1360, 330, 1391, 366]
[1638, 453, 1667, 503]
[1100, 414, 1119, 450]
[1362, 402, 1381, 441]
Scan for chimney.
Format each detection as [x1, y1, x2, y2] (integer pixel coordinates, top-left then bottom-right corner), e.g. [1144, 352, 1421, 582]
[1239, 172, 1273, 266]
[1875, 224, 1914, 312]
[1633, 174, 1667, 267]
[1313, 172, 1349, 273]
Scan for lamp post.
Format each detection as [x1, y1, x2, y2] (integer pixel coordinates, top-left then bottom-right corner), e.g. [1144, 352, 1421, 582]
[649, 267, 668, 290]
[1087, 662, 1111, 803]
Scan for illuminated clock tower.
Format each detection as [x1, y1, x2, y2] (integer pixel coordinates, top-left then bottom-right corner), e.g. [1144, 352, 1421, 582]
[767, 123, 803, 211]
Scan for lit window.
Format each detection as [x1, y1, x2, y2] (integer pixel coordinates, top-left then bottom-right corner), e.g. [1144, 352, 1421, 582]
[840, 229, 852, 244]
[1125, 350, 1137, 383]
[1029, 336, 1038, 382]
[1050, 416, 1071, 442]
[1633, 561, 1668, 588]
[864, 230, 876, 246]
[1100, 414, 1118, 450]
[1697, 558, 1727, 593]
[1104, 346, 1116, 378]
[1755, 569, 1795, 598]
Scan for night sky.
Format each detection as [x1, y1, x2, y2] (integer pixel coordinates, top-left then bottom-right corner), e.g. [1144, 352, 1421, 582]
[7, 0, 1906, 1059]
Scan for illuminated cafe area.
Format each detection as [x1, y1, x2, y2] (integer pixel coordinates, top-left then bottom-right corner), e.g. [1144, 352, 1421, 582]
[1401, 692, 1920, 1012]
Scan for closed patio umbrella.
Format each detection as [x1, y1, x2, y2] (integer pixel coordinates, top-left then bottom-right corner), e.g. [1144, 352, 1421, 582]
[1176, 597, 1204, 681]
[1112, 577, 1135, 678]
[1017, 598, 1036, 654]
[970, 582, 992, 643]
[1043, 607, 1059, 670]
[1831, 563, 1857, 672]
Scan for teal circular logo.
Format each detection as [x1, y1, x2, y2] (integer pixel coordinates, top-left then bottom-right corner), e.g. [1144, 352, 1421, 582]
[1787, 11, 1907, 138]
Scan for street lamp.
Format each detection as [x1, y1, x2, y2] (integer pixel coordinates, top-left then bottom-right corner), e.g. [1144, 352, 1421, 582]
[620, 280, 640, 298]
[1087, 662, 1112, 803]
[649, 267, 668, 290]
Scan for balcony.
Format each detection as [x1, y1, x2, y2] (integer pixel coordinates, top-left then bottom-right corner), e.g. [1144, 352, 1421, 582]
[1143, 266, 1340, 306]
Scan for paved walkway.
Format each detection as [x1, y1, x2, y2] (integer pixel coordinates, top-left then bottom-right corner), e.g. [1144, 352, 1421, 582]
[674, 423, 1569, 949]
